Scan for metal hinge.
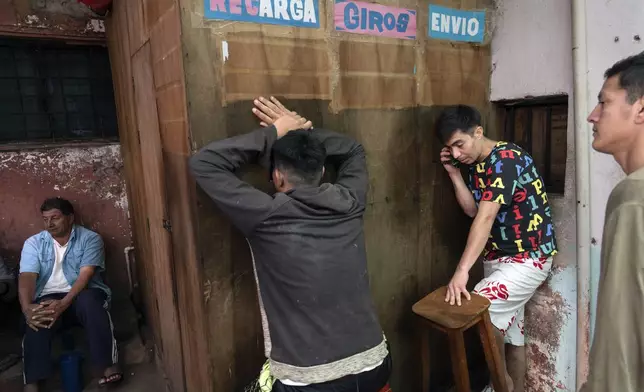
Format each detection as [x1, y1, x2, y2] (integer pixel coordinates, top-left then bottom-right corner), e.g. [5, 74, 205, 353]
[162, 219, 172, 232]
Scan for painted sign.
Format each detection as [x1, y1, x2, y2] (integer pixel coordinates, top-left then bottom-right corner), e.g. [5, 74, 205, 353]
[428, 5, 485, 43]
[334, 1, 416, 40]
[204, 0, 320, 28]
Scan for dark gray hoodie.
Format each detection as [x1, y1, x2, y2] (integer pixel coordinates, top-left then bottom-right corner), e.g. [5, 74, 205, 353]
[189, 126, 387, 384]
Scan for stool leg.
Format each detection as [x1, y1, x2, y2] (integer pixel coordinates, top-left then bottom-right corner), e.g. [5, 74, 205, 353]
[448, 330, 470, 392]
[421, 328, 430, 392]
[478, 312, 509, 392]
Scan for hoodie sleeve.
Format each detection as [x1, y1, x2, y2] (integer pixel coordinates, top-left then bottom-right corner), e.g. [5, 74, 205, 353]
[189, 126, 278, 236]
[312, 129, 369, 206]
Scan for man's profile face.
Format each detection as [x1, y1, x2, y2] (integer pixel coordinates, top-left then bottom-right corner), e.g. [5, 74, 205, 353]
[444, 128, 483, 165]
[42, 209, 73, 238]
[588, 75, 643, 154]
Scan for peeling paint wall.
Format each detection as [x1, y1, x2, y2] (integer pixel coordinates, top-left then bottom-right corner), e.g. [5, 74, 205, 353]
[491, 0, 577, 390]
[0, 0, 105, 40]
[0, 144, 132, 304]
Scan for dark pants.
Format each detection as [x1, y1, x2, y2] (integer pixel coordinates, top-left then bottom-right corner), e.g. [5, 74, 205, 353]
[22, 288, 117, 385]
[273, 354, 392, 392]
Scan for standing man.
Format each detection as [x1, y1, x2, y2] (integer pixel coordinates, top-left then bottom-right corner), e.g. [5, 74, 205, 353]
[436, 105, 558, 392]
[189, 97, 391, 392]
[582, 51, 644, 392]
[19, 197, 121, 391]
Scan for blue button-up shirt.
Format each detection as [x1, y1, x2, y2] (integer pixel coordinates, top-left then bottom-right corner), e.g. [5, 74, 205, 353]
[19, 225, 111, 302]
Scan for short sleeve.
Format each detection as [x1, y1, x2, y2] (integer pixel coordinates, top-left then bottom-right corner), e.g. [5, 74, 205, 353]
[480, 148, 521, 205]
[80, 234, 105, 270]
[19, 237, 41, 274]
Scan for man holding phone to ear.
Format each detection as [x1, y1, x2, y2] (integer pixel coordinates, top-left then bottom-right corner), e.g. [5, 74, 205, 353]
[435, 105, 558, 392]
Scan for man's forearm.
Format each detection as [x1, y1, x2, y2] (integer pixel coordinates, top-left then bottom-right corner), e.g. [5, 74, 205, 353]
[449, 172, 477, 217]
[62, 268, 95, 306]
[18, 273, 37, 310]
[190, 126, 277, 176]
[456, 212, 496, 272]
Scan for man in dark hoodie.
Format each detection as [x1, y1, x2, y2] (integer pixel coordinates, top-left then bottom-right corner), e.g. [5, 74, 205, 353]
[189, 97, 391, 392]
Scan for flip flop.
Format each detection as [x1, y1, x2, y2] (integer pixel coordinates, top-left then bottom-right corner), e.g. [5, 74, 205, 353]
[98, 372, 123, 387]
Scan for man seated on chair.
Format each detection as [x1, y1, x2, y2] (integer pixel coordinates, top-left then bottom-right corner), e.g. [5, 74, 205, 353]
[18, 197, 121, 391]
[436, 105, 558, 392]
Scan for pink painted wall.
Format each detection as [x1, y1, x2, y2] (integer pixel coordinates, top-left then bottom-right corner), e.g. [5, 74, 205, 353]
[0, 144, 132, 302]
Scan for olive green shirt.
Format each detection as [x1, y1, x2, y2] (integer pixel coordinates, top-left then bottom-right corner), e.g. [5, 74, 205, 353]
[582, 166, 644, 392]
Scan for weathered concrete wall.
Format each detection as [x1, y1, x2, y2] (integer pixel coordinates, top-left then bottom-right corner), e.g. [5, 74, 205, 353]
[0, 0, 105, 40]
[0, 144, 132, 302]
[491, 0, 577, 390]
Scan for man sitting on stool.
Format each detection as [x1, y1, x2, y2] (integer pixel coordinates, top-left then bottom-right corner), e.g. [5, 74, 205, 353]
[18, 197, 121, 391]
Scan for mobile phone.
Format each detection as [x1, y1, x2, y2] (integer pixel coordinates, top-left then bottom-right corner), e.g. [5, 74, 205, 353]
[441, 151, 460, 168]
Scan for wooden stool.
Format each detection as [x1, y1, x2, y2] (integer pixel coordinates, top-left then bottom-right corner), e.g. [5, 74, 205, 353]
[412, 286, 509, 392]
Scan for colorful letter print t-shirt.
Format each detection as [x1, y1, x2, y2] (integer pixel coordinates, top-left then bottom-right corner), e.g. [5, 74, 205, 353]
[468, 141, 558, 260]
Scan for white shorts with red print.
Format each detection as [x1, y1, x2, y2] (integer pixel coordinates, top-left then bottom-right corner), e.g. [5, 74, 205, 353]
[473, 255, 552, 346]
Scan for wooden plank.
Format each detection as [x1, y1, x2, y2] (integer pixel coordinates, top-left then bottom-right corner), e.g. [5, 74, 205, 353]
[151, 4, 212, 388]
[126, 0, 149, 56]
[163, 148, 213, 392]
[145, 0, 176, 32]
[106, 0, 162, 350]
[149, 2, 182, 67]
[132, 42, 186, 392]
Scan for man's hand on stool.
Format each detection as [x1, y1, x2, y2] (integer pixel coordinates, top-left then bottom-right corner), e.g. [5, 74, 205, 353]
[445, 267, 471, 306]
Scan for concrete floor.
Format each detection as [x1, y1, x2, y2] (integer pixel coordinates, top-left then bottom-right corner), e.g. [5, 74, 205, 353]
[0, 361, 167, 392]
[0, 301, 167, 392]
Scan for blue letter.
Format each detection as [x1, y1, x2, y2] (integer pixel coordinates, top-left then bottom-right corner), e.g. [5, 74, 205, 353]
[344, 2, 359, 29]
[383, 13, 396, 30]
[396, 13, 409, 32]
[368, 10, 383, 32]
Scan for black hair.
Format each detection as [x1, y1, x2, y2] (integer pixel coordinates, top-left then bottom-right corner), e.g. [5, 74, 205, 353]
[270, 130, 326, 186]
[435, 105, 482, 143]
[604, 51, 644, 104]
[40, 197, 74, 216]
